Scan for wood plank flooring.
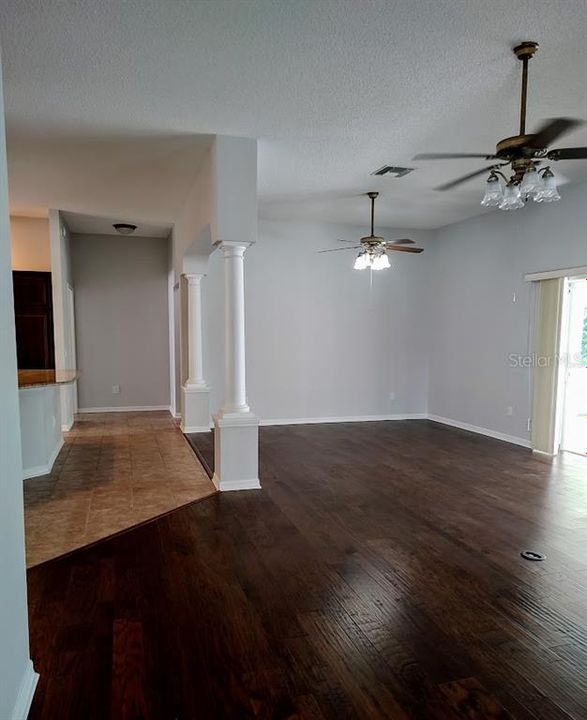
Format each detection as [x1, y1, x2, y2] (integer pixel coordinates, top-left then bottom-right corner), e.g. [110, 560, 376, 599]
[27, 420, 587, 719]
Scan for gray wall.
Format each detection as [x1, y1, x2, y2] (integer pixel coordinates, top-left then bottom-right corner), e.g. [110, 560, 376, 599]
[202, 196, 587, 437]
[0, 65, 34, 720]
[71, 234, 170, 410]
[428, 181, 587, 442]
[204, 219, 433, 421]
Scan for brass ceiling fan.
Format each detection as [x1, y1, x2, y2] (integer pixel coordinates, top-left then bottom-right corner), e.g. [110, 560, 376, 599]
[318, 192, 424, 270]
[413, 42, 586, 210]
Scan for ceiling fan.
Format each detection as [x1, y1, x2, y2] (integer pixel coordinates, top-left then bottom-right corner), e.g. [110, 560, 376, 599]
[413, 41, 586, 210]
[318, 192, 424, 270]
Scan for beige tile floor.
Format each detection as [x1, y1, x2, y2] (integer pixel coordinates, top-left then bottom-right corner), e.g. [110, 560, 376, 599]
[24, 411, 216, 567]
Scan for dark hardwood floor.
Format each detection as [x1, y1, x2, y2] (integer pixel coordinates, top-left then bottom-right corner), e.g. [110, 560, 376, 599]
[27, 420, 587, 719]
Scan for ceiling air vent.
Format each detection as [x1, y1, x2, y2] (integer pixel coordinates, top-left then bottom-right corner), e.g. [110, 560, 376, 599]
[371, 165, 414, 178]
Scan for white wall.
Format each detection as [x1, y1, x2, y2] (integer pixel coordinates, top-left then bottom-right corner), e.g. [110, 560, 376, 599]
[172, 135, 258, 417]
[10, 216, 50, 271]
[19, 384, 63, 479]
[214, 136, 257, 246]
[204, 219, 433, 422]
[49, 209, 76, 427]
[71, 233, 170, 410]
[172, 143, 214, 278]
[171, 142, 215, 411]
[0, 58, 37, 720]
[428, 181, 587, 443]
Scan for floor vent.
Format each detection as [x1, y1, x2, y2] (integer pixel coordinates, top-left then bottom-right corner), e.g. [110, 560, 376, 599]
[520, 550, 546, 561]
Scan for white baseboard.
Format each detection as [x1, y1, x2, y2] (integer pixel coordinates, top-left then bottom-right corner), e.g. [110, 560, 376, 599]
[428, 414, 531, 448]
[61, 420, 74, 432]
[212, 473, 261, 492]
[23, 436, 65, 480]
[78, 405, 171, 414]
[259, 413, 427, 426]
[181, 411, 531, 450]
[10, 659, 39, 720]
[181, 424, 212, 434]
[532, 448, 555, 458]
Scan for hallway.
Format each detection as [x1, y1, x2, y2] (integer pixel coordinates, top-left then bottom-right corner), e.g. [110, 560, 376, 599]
[24, 411, 215, 566]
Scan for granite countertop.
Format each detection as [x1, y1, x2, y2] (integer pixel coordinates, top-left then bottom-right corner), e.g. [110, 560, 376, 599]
[18, 369, 79, 388]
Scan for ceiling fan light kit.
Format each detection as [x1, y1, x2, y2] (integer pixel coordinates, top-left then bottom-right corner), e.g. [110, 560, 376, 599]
[353, 250, 370, 270]
[481, 165, 560, 209]
[318, 192, 424, 270]
[414, 41, 585, 211]
[499, 181, 525, 211]
[318, 191, 424, 272]
[355, 249, 391, 271]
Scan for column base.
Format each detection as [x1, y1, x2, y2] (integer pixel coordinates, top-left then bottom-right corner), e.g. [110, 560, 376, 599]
[180, 384, 211, 433]
[213, 411, 260, 491]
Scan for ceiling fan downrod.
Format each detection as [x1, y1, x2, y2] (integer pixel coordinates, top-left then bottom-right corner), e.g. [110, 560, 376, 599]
[368, 191, 378, 237]
[513, 41, 539, 137]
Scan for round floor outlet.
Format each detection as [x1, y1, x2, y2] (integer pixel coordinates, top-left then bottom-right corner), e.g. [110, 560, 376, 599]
[520, 550, 546, 561]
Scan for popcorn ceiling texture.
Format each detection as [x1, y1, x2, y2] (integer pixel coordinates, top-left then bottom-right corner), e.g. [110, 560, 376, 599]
[1, 0, 587, 229]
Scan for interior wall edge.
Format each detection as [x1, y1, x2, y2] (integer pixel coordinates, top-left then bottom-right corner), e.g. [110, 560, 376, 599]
[9, 659, 39, 720]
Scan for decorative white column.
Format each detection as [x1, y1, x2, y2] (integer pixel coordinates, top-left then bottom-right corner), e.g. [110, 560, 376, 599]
[185, 274, 206, 388]
[213, 242, 260, 491]
[180, 273, 211, 434]
[220, 244, 249, 413]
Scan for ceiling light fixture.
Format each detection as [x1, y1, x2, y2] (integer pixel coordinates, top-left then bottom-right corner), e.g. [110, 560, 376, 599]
[113, 223, 137, 235]
[318, 192, 424, 270]
[480, 165, 559, 209]
[353, 250, 371, 270]
[414, 41, 586, 211]
[371, 251, 391, 270]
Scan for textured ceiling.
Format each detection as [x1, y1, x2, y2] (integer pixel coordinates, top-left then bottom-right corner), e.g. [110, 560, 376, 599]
[2, 0, 587, 229]
[61, 212, 171, 239]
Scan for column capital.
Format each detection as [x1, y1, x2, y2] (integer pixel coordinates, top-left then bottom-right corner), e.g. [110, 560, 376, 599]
[183, 272, 205, 285]
[215, 240, 253, 257]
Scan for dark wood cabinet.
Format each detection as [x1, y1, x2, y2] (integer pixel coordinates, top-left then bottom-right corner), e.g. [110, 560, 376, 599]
[12, 271, 55, 369]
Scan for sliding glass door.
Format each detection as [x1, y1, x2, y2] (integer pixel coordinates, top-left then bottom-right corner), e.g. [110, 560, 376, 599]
[560, 279, 587, 456]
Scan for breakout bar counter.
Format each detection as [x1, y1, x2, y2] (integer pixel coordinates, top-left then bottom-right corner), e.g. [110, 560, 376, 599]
[18, 369, 78, 479]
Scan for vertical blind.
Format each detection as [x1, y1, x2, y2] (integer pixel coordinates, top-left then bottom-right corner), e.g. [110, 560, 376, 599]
[531, 277, 565, 455]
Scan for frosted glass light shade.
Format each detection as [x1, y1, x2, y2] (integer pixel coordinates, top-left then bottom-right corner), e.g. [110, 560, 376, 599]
[480, 176, 503, 207]
[535, 172, 560, 203]
[520, 168, 542, 200]
[353, 251, 370, 270]
[499, 182, 524, 210]
[372, 252, 390, 270]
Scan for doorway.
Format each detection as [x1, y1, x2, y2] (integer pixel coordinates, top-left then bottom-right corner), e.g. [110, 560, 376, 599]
[560, 278, 587, 456]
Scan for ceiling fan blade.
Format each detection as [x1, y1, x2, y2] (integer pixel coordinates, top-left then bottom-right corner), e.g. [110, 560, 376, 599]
[413, 153, 497, 160]
[548, 147, 587, 160]
[387, 245, 424, 254]
[336, 238, 359, 243]
[528, 118, 583, 148]
[436, 165, 498, 191]
[317, 246, 361, 253]
[386, 238, 414, 245]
